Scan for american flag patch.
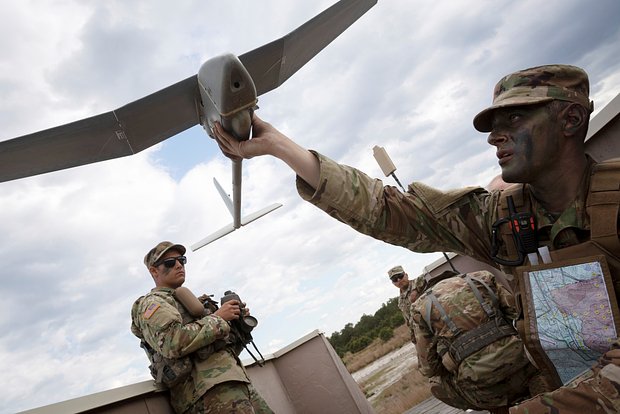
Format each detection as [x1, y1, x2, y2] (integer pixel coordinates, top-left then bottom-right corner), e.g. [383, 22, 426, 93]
[144, 303, 160, 319]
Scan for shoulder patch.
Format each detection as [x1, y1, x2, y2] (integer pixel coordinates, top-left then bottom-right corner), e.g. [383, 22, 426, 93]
[144, 303, 160, 319]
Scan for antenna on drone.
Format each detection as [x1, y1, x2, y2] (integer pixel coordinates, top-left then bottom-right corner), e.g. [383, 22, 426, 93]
[373, 145, 405, 191]
[373, 145, 460, 273]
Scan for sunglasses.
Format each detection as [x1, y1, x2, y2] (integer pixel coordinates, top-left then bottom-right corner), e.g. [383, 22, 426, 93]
[157, 256, 187, 268]
[390, 273, 405, 283]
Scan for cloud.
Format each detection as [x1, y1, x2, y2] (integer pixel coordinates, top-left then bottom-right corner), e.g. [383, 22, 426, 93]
[1, 0, 620, 412]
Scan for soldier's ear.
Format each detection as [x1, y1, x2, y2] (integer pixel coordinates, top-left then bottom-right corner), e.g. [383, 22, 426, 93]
[148, 266, 159, 280]
[562, 103, 588, 137]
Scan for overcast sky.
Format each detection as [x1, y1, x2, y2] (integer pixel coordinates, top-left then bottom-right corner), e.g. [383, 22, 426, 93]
[1, 1, 620, 412]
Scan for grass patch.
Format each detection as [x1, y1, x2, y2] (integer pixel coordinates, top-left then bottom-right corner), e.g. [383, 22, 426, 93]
[370, 368, 432, 414]
[343, 325, 412, 372]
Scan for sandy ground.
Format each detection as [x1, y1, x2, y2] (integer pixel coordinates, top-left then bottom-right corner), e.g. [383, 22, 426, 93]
[351, 343, 486, 413]
[351, 341, 418, 403]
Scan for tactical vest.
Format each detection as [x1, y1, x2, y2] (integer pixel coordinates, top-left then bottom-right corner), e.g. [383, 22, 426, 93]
[422, 273, 517, 371]
[496, 158, 620, 388]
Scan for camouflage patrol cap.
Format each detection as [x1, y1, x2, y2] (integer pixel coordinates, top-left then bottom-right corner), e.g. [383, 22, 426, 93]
[473, 64, 594, 132]
[388, 265, 405, 278]
[144, 241, 186, 268]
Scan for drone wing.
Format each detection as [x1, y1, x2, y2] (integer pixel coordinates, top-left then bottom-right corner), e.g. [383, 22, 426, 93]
[0, 0, 376, 183]
[240, 0, 377, 96]
[0, 76, 199, 183]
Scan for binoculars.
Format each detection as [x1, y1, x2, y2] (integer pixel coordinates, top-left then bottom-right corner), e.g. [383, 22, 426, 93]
[221, 290, 258, 333]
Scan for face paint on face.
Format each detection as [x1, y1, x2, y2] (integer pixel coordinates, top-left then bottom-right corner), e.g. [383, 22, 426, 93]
[488, 104, 561, 184]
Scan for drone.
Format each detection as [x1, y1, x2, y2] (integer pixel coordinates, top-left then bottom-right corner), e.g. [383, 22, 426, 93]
[0, 0, 377, 250]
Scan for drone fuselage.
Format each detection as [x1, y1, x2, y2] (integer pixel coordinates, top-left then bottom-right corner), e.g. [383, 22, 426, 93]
[197, 53, 257, 142]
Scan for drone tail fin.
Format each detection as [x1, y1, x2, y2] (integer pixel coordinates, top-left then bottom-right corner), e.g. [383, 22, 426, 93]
[213, 177, 234, 217]
[191, 176, 283, 251]
[190, 203, 282, 251]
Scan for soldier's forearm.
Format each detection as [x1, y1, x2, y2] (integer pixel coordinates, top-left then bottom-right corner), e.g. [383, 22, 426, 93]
[158, 317, 231, 358]
[274, 138, 320, 189]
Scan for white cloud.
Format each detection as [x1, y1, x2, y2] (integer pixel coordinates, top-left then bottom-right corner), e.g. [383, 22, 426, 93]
[1, 0, 620, 412]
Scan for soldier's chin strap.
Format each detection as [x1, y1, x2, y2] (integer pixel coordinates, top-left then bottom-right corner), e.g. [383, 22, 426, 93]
[491, 196, 538, 266]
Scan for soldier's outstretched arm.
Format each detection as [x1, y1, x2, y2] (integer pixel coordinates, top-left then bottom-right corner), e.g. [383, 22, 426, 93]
[215, 113, 496, 263]
[213, 115, 320, 189]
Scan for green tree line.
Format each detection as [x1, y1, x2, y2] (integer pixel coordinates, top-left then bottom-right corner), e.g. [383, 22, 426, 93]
[328, 296, 404, 357]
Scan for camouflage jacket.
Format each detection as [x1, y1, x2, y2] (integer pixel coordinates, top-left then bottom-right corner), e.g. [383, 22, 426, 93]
[131, 287, 251, 413]
[297, 152, 500, 269]
[409, 271, 526, 381]
[297, 153, 605, 274]
[398, 280, 417, 330]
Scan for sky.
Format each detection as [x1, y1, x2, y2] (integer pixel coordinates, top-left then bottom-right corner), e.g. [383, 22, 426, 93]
[1, 0, 620, 412]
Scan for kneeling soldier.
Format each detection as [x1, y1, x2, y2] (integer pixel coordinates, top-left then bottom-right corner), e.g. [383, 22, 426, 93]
[410, 270, 544, 414]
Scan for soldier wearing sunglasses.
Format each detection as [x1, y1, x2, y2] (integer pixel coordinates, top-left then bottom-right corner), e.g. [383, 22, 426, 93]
[388, 265, 421, 344]
[131, 241, 273, 414]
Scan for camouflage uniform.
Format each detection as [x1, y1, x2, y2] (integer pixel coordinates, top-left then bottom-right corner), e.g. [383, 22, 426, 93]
[410, 270, 538, 411]
[398, 280, 417, 331]
[132, 267, 273, 414]
[186, 381, 274, 414]
[387, 265, 419, 342]
[295, 65, 620, 413]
